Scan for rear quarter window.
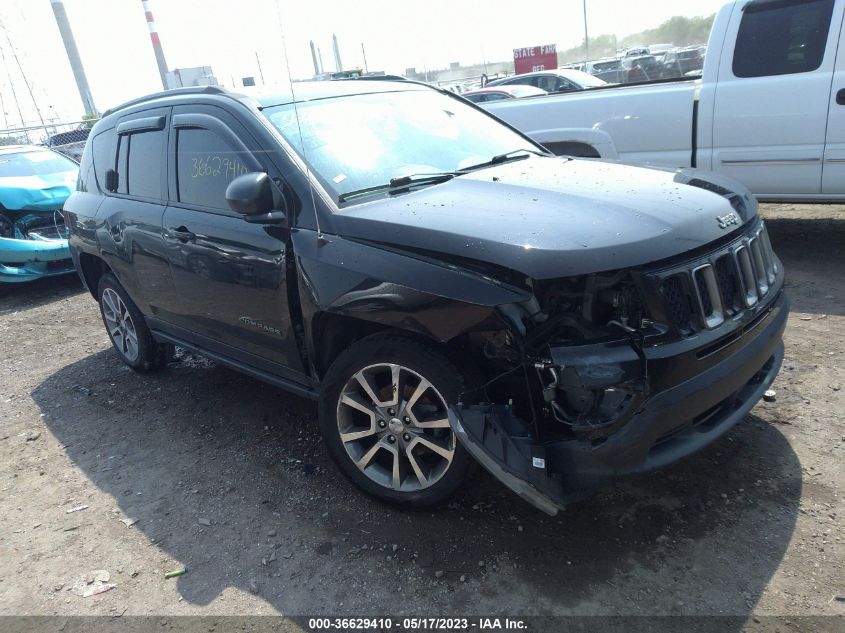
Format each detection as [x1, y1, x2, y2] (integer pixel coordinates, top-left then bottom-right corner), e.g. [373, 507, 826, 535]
[733, 0, 834, 78]
[126, 130, 164, 199]
[92, 129, 117, 191]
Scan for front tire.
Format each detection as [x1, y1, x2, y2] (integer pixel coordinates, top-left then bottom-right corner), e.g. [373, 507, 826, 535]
[319, 334, 473, 508]
[97, 273, 172, 372]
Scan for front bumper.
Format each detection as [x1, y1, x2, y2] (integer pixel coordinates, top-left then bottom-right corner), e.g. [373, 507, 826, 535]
[0, 236, 74, 283]
[451, 289, 788, 515]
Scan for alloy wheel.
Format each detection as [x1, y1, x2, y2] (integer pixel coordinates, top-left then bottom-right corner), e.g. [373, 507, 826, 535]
[101, 288, 139, 362]
[336, 363, 456, 492]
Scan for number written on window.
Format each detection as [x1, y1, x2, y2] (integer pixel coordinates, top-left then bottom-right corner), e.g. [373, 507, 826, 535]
[189, 155, 249, 180]
[177, 128, 256, 209]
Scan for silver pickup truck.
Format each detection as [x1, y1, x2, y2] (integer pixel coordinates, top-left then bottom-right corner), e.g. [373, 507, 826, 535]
[484, 0, 845, 203]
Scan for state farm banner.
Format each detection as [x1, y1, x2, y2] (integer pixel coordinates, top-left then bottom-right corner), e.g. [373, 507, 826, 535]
[513, 44, 557, 75]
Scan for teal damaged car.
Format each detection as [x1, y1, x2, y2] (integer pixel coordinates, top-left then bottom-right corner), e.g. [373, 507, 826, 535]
[0, 145, 78, 293]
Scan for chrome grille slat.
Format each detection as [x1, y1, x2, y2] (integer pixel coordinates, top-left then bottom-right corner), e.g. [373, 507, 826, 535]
[748, 237, 769, 296]
[735, 245, 759, 308]
[692, 264, 725, 329]
[758, 226, 777, 285]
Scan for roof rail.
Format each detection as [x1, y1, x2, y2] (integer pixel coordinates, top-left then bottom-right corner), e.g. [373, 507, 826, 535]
[102, 85, 230, 117]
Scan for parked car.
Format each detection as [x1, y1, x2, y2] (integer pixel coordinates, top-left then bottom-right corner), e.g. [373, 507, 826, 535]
[0, 145, 78, 294]
[620, 55, 663, 82]
[486, 68, 606, 93]
[648, 43, 675, 59]
[483, 0, 845, 202]
[461, 85, 547, 103]
[66, 81, 787, 515]
[661, 46, 706, 78]
[585, 58, 623, 83]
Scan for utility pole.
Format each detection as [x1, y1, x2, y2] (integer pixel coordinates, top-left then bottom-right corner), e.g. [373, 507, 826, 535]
[49, 0, 96, 116]
[361, 43, 368, 74]
[582, 0, 590, 63]
[141, 0, 169, 89]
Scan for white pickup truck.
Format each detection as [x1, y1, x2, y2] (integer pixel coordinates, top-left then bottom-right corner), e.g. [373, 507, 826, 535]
[483, 0, 845, 202]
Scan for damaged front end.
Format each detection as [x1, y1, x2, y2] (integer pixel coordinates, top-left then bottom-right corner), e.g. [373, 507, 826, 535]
[452, 220, 787, 515]
[0, 209, 74, 283]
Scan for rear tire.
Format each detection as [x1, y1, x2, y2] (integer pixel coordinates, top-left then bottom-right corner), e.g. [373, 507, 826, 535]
[319, 334, 473, 508]
[97, 273, 172, 372]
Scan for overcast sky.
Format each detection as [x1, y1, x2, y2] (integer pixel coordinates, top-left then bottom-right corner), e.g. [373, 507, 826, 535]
[0, 0, 726, 126]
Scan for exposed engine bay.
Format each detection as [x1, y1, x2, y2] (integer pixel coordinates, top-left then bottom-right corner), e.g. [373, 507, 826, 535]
[468, 271, 656, 445]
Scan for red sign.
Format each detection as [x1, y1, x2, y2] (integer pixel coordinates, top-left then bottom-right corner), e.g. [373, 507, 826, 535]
[513, 44, 557, 75]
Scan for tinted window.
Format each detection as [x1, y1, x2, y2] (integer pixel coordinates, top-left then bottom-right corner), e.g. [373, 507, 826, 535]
[92, 129, 117, 190]
[733, 0, 834, 78]
[126, 130, 164, 199]
[176, 128, 251, 209]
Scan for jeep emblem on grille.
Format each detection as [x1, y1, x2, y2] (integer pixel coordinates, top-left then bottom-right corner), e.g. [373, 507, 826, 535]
[717, 212, 740, 229]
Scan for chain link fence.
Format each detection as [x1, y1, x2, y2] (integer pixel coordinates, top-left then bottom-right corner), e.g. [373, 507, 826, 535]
[0, 119, 100, 162]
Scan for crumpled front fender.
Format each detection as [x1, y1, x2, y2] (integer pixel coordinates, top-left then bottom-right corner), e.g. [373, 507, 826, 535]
[293, 229, 529, 343]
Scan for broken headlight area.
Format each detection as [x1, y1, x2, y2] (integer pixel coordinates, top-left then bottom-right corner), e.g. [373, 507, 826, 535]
[466, 271, 660, 443]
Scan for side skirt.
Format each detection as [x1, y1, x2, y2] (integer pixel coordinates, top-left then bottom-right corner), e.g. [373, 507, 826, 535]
[151, 329, 320, 401]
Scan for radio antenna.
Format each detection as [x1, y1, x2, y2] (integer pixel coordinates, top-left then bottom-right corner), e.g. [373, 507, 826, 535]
[274, 0, 323, 239]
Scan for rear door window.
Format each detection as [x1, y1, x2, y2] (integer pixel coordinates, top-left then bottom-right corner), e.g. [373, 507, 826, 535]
[114, 129, 164, 198]
[126, 130, 165, 199]
[733, 0, 835, 78]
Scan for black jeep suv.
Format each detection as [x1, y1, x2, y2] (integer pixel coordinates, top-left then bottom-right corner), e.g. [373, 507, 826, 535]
[65, 82, 787, 514]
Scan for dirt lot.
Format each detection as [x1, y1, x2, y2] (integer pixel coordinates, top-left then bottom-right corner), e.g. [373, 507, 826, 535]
[0, 204, 842, 623]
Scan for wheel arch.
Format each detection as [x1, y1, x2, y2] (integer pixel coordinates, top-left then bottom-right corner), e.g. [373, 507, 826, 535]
[529, 127, 617, 159]
[78, 252, 113, 300]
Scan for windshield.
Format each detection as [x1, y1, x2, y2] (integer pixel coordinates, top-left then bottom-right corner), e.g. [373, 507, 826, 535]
[262, 89, 538, 203]
[0, 149, 78, 178]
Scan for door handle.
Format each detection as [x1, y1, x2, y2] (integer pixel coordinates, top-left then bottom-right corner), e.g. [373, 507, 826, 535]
[167, 226, 196, 242]
[837, 89, 845, 105]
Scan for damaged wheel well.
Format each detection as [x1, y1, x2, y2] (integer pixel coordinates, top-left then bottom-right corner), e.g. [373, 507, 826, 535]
[78, 253, 112, 300]
[311, 312, 481, 384]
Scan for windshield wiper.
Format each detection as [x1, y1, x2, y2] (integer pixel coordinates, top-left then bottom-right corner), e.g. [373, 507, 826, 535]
[338, 172, 458, 203]
[459, 148, 548, 173]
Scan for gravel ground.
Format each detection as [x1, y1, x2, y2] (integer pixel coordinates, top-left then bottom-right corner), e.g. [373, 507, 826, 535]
[0, 204, 842, 621]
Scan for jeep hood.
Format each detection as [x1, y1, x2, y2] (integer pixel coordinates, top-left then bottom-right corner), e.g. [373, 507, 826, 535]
[332, 157, 756, 280]
[0, 170, 77, 212]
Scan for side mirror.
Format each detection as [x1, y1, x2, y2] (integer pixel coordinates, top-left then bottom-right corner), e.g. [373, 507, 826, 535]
[226, 172, 274, 215]
[226, 172, 288, 226]
[105, 168, 117, 192]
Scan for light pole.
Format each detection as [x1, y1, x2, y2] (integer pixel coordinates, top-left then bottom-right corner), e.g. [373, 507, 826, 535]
[582, 0, 589, 63]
